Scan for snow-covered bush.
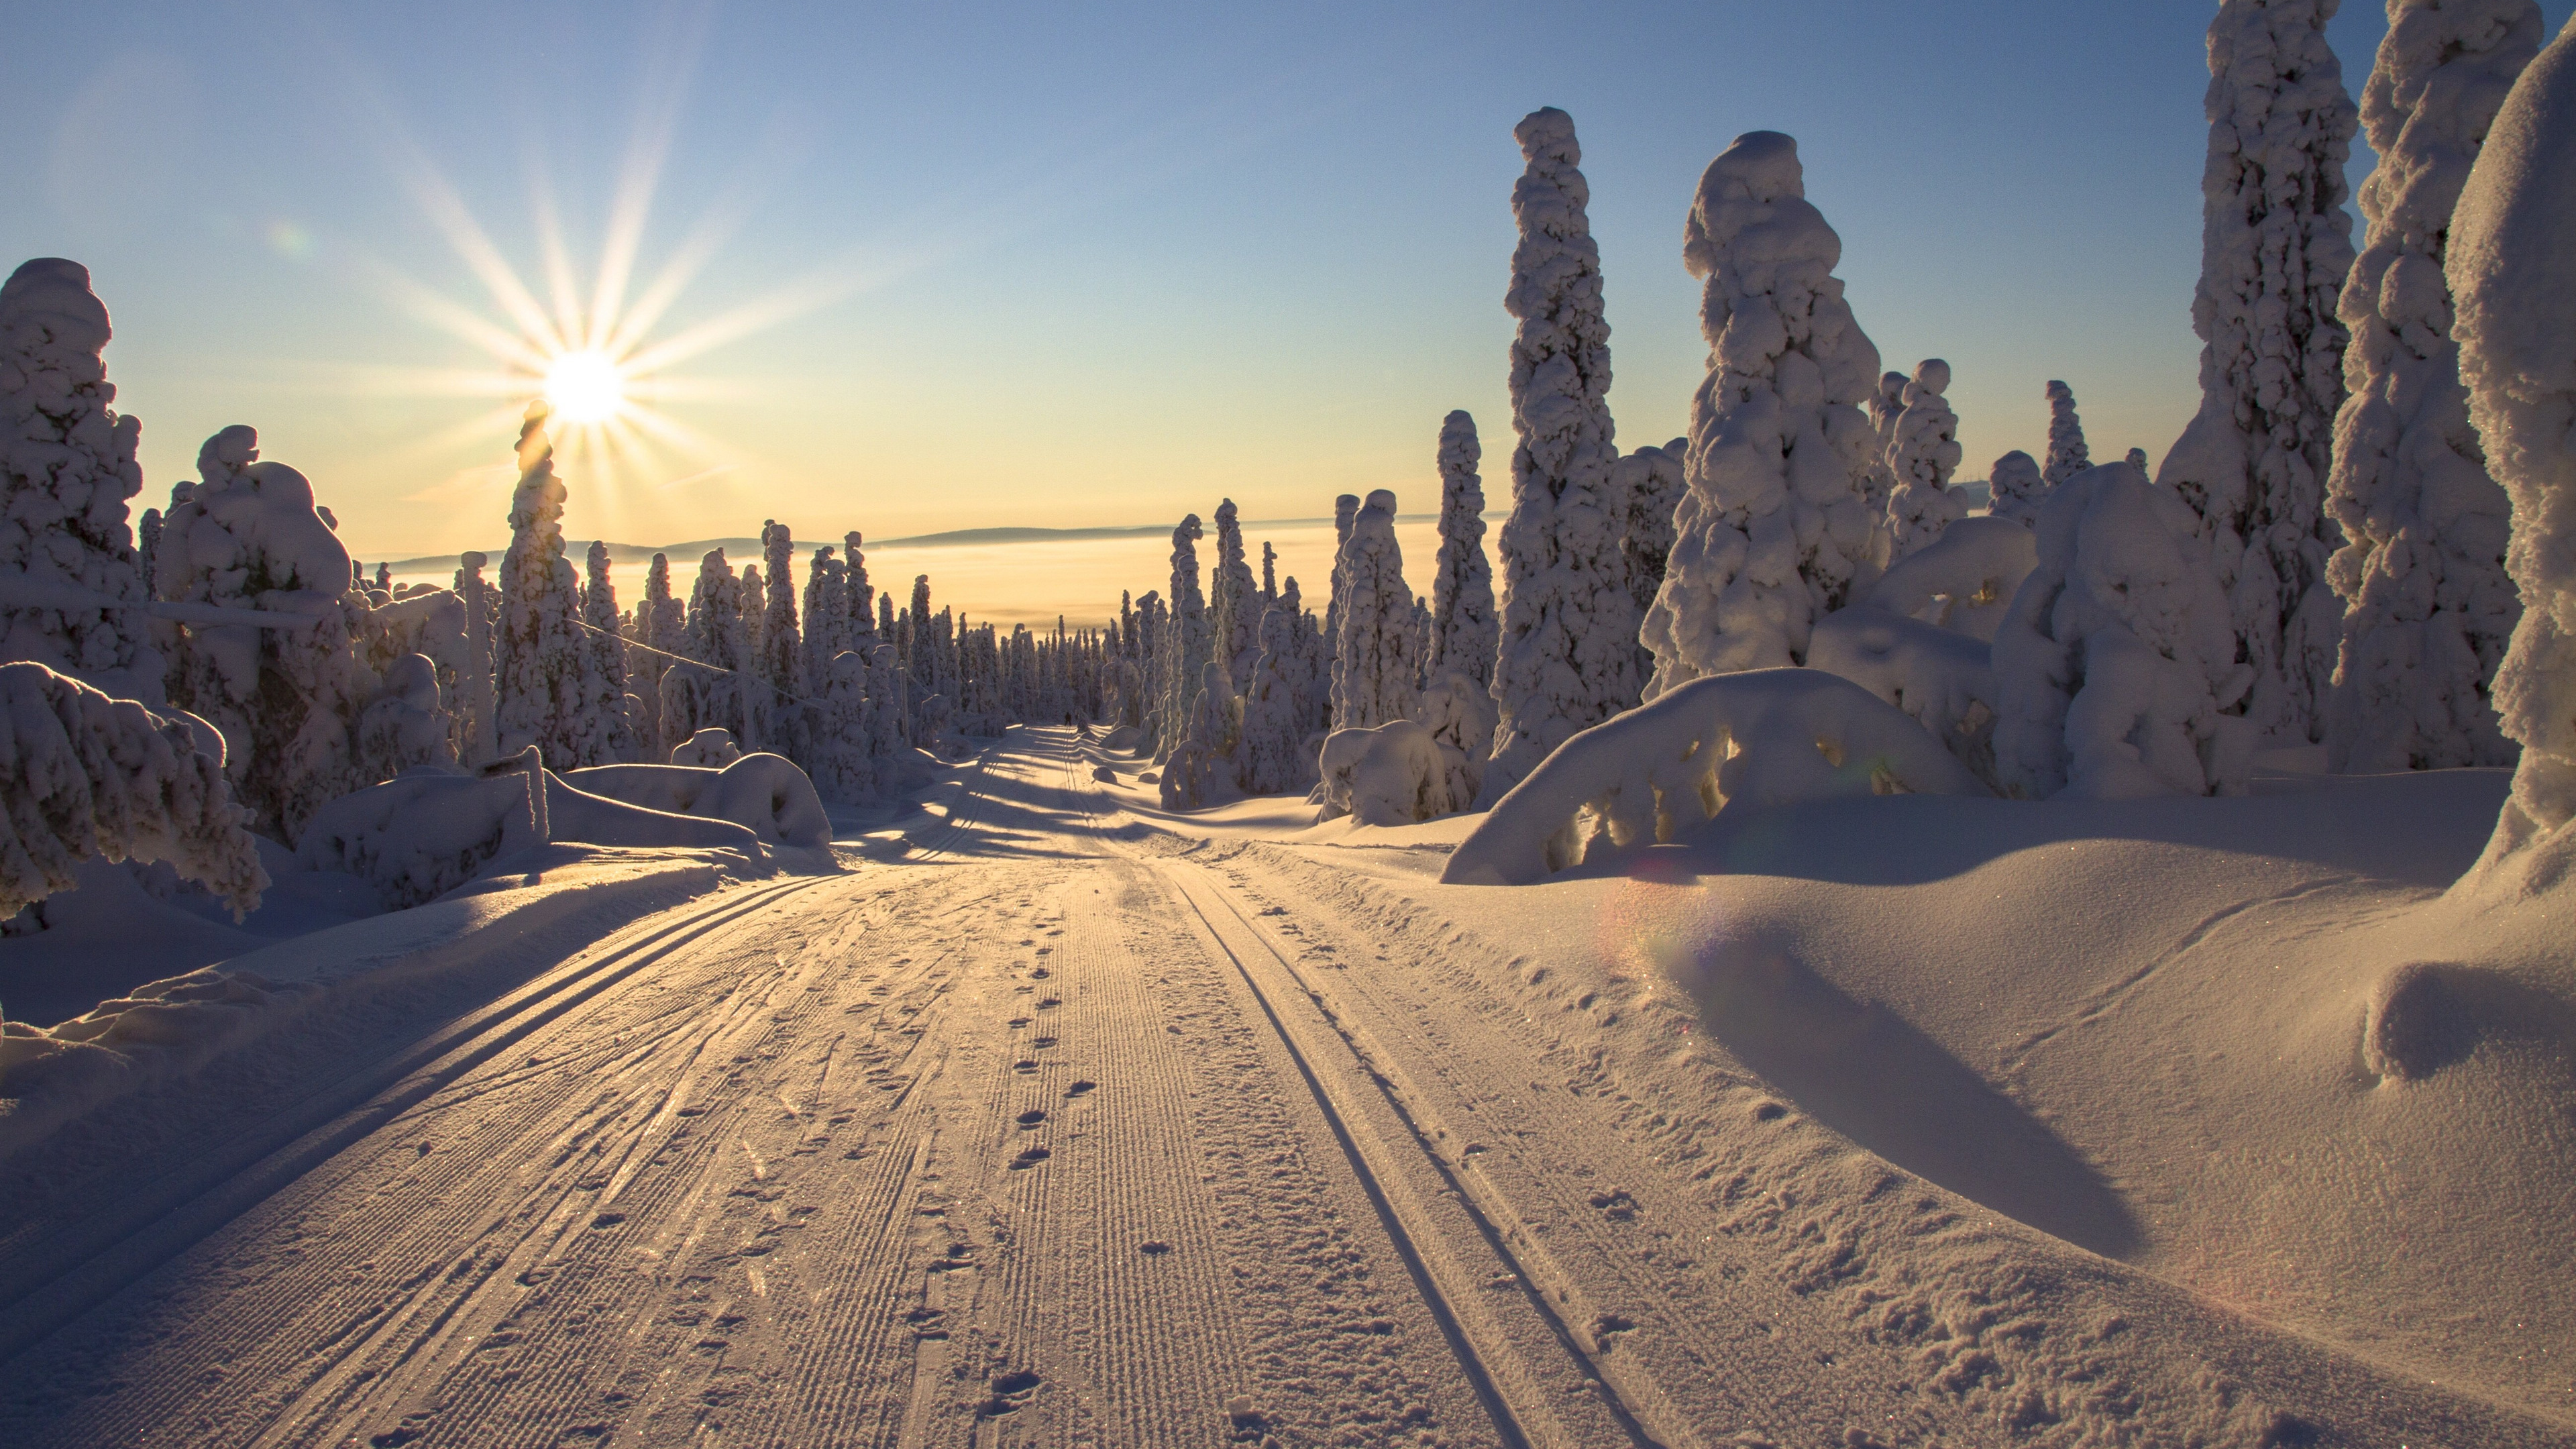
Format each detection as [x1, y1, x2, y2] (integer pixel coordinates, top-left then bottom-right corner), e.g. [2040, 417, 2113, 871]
[670, 727, 742, 767]
[1866, 515, 2039, 643]
[1883, 358, 1968, 563]
[360, 586, 469, 765]
[0, 260, 164, 706]
[494, 406, 619, 767]
[1486, 109, 1637, 800]
[2156, 0, 2360, 744]
[1992, 462, 2255, 800]
[1159, 659, 1242, 811]
[1807, 608, 2000, 788]
[154, 425, 372, 841]
[2447, 14, 2576, 893]
[1316, 719, 1452, 827]
[1988, 450, 2049, 528]
[1331, 490, 1419, 732]
[0, 661, 266, 919]
[2043, 380, 2091, 488]
[1641, 132, 1886, 694]
[566, 753, 831, 849]
[355, 653, 455, 783]
[1441, 669, 1986, 886]
[2325, 0, 2540, 773]
[294, 763, 543, 909]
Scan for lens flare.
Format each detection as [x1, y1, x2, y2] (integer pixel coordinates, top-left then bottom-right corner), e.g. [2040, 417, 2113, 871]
[544, 349, 625, 424]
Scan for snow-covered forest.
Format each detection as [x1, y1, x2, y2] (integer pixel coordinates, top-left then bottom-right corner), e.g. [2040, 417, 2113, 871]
[4, 3, 2576, 1446]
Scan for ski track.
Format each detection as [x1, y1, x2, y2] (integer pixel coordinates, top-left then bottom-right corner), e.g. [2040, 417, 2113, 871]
[1, 727, 2562, 1448]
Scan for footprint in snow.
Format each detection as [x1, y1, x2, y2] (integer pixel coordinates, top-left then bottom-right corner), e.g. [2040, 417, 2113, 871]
[1008, 1146, 1051, 1170]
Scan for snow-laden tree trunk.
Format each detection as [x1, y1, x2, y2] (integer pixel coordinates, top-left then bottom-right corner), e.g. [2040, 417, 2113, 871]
[2043, 380, 2092, 488]
[494, 405, 618, 767]
[1485, 107, 1636, 802]
[2157, 0, 2361, 745]
[156, 425, 370, 841]
[1884, 359, 1968, 564]
[0, 661, 266, 918]
[0, 260, 164, 706]
[1642, 131, 1886, 696]
[2449, 11, 2576, 894]
[1331, 490, 1420, 733]
[2325, 0, 2540, 773]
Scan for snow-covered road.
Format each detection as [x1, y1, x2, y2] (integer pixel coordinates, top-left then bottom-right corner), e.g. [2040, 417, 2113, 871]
[1, 729, 2565, 1448]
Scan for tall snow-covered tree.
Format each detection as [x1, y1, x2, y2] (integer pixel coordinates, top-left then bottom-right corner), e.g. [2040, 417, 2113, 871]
[1642, 131, 1886, 693]
[1260, 541, 1277, 604]
[0, 259, 163, 705]
[493, 404, 618, 767]
[1884, 358, 1968, 562]
[1323, 492, 1358, 681]
[2445, 10, 2576, 892]
[845, 531, 876, 644]
[2043, 380, 2092, 488]
[1484, 108, 1637, 801]
[1239, 580, 1313, 794]
[1157, 515, 1208, 758]
[2324, 0, 2539, 773]
[1331, 490, 1420, 731]
[802, 544, 849, 689]
[629, 551, 682, 757]
[1420, 413, 1501, 806]
[758, 521, 804, 762]
[2156, 0, 2361, 744]
[1615, 438, 1686, 628]
[1210, 498, 1258, 682]
[452, 550, 498, 764]
[676, 547, 752, 751]
[580, 539, 635, 763]
[156, 425, 371, 841]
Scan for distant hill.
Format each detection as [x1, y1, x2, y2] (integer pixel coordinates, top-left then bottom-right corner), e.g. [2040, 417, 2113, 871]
[370, 514, 1473, 574]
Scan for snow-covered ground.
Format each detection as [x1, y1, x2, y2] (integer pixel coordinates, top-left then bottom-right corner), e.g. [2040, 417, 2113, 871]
[1, 727, 2564, 1446]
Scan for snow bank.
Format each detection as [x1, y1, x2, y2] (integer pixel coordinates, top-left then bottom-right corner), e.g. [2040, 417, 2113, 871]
[567, 753, 832, 849]
[1443, 669, 1986, 885]
[1992, 463, 2254, 800]
[2449, 11, 2576, 894]
[294, 762, 548, 910]
[0, 661, 266, 919]
[1316, 719, 1453, 827]
[0, 967, 319, 1157]
[1642, 132, 1885, 694]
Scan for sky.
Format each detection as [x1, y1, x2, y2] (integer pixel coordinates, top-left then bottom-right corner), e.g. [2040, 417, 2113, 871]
[6, 0, 2568, 586]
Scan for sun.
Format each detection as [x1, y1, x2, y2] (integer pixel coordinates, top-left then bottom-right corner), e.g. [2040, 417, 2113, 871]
[544, 349, 627, 425]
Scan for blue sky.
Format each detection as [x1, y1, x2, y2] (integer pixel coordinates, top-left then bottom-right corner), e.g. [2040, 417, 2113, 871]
[4, 1, 2561, 563]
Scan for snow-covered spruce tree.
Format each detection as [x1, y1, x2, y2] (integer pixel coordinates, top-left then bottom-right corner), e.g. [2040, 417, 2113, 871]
[1642, 131, 1887, 694]
[1322, 492, 1358, 692]
[1616, 438, 1686, 627]
[758, 521, 804, 763]
[844, 532, 875, 644]
[0, 260, 164, 706]
[2447, 13, 2576, 893]
[626, 551, 681, 758]
[1884, 359, 1968, 563]
[492, 405, 617, 767]
[1862, 370, 1908, 556]
[677, 547, 752, 750]
[1330, 490, 1420, 731]
[1424, 411, 1499, 692]
[580, 541, 635, 763]
[2043, 379, 2092, 488]
[155, 425, 372, 841]
[1239, 584, 1312, 794]
[1992, 461, 2255, 799]
[1988, 450, 2050, 527]
[2325, 0, 2540, 773]
[1156, 515, 1208, 760]
[2157, 0, 2361, 745]
[802, 543, 849, 687]
[1260, 541, 1277, 605]
[1483, 108, 1640, 801]
[0, 662, 266, 919]
[808, 648, 876, 804]
[1210, 498, 1258, 682]
[452, 551, 499, 764]
[1160, 657, 1241, 810]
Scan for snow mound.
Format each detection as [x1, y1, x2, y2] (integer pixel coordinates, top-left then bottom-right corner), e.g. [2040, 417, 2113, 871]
[1444, 669, 1987, 885]
[1992, 462, 2254, 800]
[670, 727, 741, 767]
[568, 754, 832, 849]
[0, 966, 319, 1157]
[294, 764, 547, 910]
[1317, 720, 1453, 828]
[1864, 514, 2036, 643]
[0, 661, 266, 919]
